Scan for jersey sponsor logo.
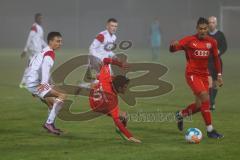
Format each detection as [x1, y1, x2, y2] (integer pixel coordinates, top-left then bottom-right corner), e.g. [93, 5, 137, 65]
[194, 50, 209, 57]
[192, 42, 197, 47]
[206, 43, 212, 49]
[104, 42, 117, 51]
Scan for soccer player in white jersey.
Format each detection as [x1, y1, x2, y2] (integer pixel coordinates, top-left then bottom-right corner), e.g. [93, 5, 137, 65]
[87, 18, 118, 81]
[20, 13, 47, 88]
[25, 32, 66, 135]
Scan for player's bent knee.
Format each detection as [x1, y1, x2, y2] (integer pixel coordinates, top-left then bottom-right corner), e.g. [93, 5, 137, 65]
[199, 92, 209, 102]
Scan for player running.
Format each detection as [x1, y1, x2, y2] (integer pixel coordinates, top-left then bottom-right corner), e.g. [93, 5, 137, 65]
[169, 17, 224, 139]
[89, 57, 141, 143]
[25, 32, 66, 135]
[20, 13, 47, 88]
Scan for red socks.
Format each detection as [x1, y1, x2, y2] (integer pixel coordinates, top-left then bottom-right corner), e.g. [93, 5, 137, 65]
[181, 100, 212, 126]
[200, 100, 212, 125]
[181, 103, 200, 117]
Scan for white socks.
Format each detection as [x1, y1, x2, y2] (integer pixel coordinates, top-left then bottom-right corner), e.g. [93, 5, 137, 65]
[207, 125, 214, 132]
[46, 99, 64, 124]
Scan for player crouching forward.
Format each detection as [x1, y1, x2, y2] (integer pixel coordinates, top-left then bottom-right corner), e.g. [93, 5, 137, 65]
[89, 58, 141, 143]
[25, 32, 66, 135]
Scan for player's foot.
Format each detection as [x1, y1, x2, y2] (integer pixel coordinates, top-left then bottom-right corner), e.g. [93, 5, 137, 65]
[115, 128, 128, 141]
[128, 137, 142, 143]
[207, 130, 224, 139]
[52, 124, 63, 133]
[175, 111, 184, 131]
[19, 83, 26, 89]
[210, 105, 216, 111]
[43, 123, 60, 135]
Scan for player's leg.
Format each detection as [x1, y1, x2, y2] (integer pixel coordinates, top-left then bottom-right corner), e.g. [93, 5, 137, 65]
[80, 55, 101, 90]
[210, 57, 223, 110]
[25, 85, 65, 135]
[198, 91, 212, 129]
[42, 97, 64, 132]
[198, 78, 223, 138]
[180, 96, 201, 117]
[19, 58, 31, 88]
[208, 75, 213, 109]
[176, 98, 201, 131]
[40, 97, 54, 115]
[175, 75, 203, 131]
[208, 61, 218, 110]
[19, 68, 28, 88]
[42, 88, 67, 135]
[210, 80, 218, 110]
[44, 89, 66, 124]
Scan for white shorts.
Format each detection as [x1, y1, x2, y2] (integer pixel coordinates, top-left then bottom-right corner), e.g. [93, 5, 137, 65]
[88, 55, 114, 76]
[26, 84, 51, 99]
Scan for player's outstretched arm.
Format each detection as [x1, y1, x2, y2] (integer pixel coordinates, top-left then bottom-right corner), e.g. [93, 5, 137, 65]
[103, 58, 129, 70]
[169, 40, 181, 52]
[169, 36, 192, 53]
[113, 117, 141, 143]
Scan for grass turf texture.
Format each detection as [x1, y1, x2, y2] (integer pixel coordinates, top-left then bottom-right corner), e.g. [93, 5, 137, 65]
[0, 48, 239, 160]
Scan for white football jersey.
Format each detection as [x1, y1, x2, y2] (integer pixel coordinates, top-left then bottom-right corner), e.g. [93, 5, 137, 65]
[25, 46, 55, 87]
[89, 30, 117, 61]
[24, 23, 47, 57]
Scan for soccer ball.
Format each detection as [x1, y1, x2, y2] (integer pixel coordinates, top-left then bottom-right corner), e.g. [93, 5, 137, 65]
[185, 128, 202, 144]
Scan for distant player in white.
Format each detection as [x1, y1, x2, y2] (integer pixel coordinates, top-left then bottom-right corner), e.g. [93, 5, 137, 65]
[25, 32, 66, 135]
[86, 18, 118, 81]
[20, 13, 47, 87]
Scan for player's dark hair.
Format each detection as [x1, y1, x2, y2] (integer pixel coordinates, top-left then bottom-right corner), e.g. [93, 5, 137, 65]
[47, 32, 62, 44]
[112, 75, 129, 92]
[35, 13, 42, 21]
[107, 18, 118, 23]
[197, 17, 209, 27]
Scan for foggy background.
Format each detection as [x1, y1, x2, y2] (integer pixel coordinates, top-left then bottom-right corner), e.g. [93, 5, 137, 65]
[0, 0, 239, 49]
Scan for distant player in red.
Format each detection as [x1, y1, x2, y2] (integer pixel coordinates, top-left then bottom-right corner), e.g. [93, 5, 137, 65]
[89, 58, 141, 143]
[169, 17, 224, 139]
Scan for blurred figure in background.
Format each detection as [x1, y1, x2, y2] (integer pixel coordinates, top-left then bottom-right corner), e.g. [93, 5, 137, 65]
[208, 16, 227, 110]
[150, 18, 162, 61]
[20, 13, 47, 88]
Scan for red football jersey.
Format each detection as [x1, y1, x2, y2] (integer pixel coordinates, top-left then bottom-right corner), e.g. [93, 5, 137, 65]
[89, 59, 133, 139]
[170, 34, 221, 76]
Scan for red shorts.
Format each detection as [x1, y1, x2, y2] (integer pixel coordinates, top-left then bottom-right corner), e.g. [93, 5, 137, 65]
[185, 73, 209, 96]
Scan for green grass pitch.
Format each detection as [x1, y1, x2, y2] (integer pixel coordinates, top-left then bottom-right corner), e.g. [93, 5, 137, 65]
[0, 48, 239, 160]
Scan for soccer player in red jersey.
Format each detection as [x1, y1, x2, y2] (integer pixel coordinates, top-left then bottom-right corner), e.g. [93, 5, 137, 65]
[89, 58, 141, 143]
[169, 17, 224, 139]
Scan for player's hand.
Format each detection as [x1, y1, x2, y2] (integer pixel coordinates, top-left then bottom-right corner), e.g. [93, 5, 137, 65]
[216, 74, 223, 87]
[170, 40, 179, 47]
[21, 51, 27, 59]
[37, 84, 46, 92]
[128, 137, 141, 143]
